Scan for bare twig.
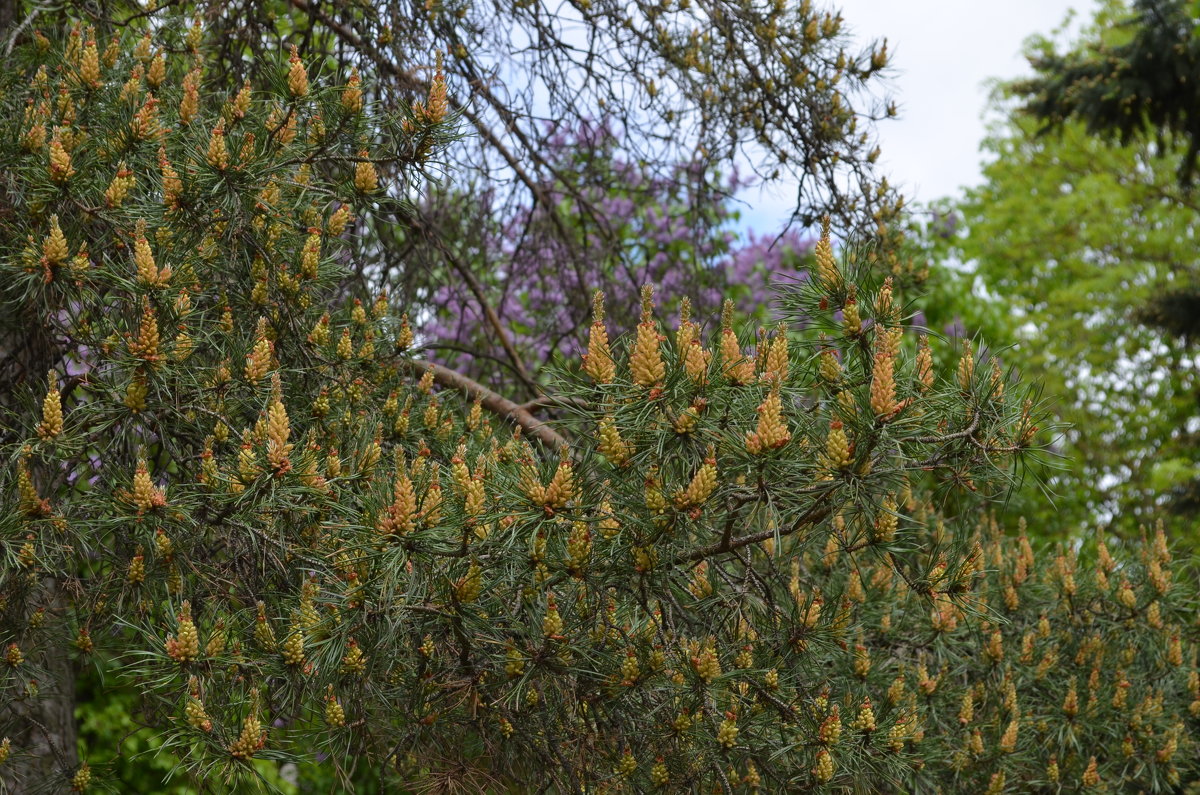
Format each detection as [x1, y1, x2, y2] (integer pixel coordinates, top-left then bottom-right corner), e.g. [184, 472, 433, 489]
[672, 492, 835, 565]
[410, 212, 539, 394]
[912, 408, 981, 445]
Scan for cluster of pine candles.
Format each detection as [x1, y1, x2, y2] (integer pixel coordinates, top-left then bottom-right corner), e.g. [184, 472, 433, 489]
[0, 16, 1195, 794]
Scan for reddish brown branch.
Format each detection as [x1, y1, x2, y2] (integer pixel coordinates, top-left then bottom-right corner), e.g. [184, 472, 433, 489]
[518, 395, 590, 413]
[410, 213, 538, 394]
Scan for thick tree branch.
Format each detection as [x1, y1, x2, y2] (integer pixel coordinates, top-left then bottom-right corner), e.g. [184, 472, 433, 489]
[518, 395, 589, 413]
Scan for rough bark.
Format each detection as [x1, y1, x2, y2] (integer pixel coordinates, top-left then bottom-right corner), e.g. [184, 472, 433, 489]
[1, 587, 79, 793]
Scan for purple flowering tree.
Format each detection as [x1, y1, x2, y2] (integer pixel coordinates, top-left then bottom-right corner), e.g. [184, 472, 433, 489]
[389, 122, 812, 394]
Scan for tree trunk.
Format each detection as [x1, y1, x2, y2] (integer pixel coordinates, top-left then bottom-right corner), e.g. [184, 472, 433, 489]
[1, 588, 79, 793]
[0, 17, 77, 776]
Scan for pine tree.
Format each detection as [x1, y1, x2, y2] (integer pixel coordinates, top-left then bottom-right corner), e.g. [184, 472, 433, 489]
[0, 9, 1195, 795]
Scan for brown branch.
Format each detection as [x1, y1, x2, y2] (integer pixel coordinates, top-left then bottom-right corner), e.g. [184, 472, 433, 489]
[226, 519, 328, 569]
[451, 77, 588, 244]
[912, 408, 981, 445]
[284, 0, 545, 396]
[402, 359, 569, 451]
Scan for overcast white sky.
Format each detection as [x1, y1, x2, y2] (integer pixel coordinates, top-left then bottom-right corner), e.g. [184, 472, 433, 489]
[741, 0, 1084, 232]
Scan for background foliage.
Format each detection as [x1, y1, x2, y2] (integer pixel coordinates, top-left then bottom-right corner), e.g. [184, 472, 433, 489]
[920, 0, 1200, 536]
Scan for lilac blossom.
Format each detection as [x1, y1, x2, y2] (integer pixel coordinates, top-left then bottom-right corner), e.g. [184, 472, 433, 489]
[418, 122, 813, 388]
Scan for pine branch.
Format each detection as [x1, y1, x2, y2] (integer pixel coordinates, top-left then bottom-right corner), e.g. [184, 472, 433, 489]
[400, 359, 569, 451]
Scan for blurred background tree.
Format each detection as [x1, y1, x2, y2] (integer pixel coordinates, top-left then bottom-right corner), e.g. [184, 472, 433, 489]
[1015, 0, 1200, 521]
[915, 0, 1200, 535]
[401, 121, 813, 392]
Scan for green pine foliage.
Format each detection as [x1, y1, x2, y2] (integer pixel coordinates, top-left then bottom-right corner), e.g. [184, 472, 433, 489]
[0, 9, 1195, 795]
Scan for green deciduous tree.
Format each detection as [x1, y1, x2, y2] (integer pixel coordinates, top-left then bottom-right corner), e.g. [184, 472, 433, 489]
[937, 117, 1200, 530]
[931, 1, 1200, 530]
